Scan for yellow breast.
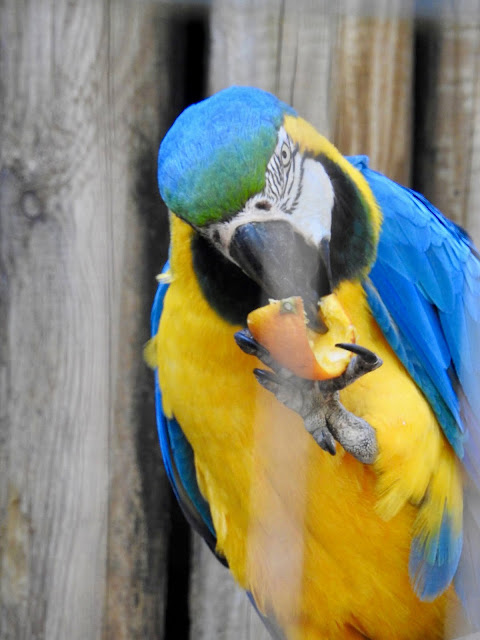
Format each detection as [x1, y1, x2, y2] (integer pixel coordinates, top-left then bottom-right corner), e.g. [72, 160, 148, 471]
[152, 216, 459, 639]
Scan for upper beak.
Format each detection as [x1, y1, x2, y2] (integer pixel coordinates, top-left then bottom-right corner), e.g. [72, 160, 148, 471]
[229, 220, 332, 332]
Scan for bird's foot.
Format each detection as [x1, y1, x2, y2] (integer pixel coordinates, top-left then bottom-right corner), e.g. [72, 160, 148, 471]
[234, 330, 382, 464]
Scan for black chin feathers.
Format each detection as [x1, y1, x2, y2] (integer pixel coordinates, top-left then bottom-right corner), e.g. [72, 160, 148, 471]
[191, 233, 265, 326]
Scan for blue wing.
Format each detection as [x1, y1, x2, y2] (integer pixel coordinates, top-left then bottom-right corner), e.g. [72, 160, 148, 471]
[348, 156, 480, 616]
[151, 261, 225, 563]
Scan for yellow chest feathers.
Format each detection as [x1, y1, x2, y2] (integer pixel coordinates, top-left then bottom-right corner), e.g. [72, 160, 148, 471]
[151, 216, 459, 639]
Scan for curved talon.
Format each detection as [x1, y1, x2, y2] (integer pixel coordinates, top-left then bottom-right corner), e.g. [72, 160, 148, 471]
[254, 367, 293, 398]
[335, 342, 380, 365]
[253, 368, 277, 385]
[236, 329, 304, 380]
[235, 329, 270, 359]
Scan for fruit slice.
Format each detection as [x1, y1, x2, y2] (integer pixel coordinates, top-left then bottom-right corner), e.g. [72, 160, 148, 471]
[247, 294, 357, 380]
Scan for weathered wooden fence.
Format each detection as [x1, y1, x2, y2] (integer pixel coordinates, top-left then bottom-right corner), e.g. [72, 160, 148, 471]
[0, 1, 479, 639]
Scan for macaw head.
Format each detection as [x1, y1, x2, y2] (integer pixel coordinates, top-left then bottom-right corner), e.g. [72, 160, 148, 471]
[158, 86, 381, 328]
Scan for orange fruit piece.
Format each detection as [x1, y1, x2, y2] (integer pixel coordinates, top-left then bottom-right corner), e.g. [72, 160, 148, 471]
[247, 295, 357, 380]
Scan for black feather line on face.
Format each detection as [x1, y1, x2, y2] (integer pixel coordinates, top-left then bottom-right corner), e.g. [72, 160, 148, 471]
[314, 153, 376, 287]
[191, 233, 266, 326]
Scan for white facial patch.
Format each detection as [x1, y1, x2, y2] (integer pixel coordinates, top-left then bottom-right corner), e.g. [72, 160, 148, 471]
[291, 157, 334, 246]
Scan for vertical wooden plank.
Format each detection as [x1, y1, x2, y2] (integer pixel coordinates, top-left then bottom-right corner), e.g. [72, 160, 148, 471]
[276, 2, 338, 136]
[209, 0, 338, 136]
[189, 535, 272, 640]
[332, 0, 414, 184]
[465, 40, 480, 245]
[0, 1, 170, 639]
[103, 3, 171, 640]
[0, 3, 110, 637]
[414, 2, 480, 237]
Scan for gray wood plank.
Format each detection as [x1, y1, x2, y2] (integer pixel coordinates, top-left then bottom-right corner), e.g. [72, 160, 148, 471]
[103, 3, 172, 639]
[332, 0, 414, 184]
[0, 2, 171, 639]
[209, 0, 338, 136]
[190, 536, 272, 640]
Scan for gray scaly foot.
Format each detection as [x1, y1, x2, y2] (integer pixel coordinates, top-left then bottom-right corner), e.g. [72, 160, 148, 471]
[234, 331, 382, 464]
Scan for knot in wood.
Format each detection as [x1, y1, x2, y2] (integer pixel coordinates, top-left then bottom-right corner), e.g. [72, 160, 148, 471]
[21, 191, 42, 220]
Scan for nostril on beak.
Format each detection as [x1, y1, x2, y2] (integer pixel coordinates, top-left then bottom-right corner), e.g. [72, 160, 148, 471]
[255, 201, 272, 211]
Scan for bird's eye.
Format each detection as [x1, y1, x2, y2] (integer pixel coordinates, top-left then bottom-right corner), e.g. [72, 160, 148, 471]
[280, 142, 291, 167]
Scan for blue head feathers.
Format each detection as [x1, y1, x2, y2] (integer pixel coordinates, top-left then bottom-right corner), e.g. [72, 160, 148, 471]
[158, 86, 296, 226]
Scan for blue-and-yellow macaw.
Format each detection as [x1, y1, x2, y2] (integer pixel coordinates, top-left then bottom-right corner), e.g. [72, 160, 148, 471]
[146, 86, 480, 639]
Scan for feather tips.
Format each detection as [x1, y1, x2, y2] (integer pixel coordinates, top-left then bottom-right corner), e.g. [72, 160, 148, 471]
[409, 514, 463, 601]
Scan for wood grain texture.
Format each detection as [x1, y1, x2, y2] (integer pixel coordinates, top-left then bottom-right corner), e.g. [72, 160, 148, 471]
[190, 536, 272, 640]
[0, 2, 170, 639]
[332, 0, 414, 184]
[209, 0, 338, 136]
[414, 4, 480, 240]
[465, 35, 480, 246]
[103, 4, 171, 640]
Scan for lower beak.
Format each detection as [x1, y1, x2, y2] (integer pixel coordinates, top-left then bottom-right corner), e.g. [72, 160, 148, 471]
[229, 220, 332, 332]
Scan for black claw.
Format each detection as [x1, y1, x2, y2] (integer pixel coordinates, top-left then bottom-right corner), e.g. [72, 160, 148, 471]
[253, 368, 277, 383]
[234, 329, 270, 359]
[253, 368, 280, 393]
[335, 342, 381, 366]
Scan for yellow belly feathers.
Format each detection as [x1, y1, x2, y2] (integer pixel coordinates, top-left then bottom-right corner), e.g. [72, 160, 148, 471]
[154, 216, 461, 639]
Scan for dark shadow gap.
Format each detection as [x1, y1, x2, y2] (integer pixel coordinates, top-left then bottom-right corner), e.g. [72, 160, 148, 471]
[162, 9, 209, 640]
[164, 496, 193, 639]
[411, 16, 441, 199]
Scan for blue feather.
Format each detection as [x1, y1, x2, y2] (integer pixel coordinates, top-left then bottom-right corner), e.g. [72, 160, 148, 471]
[246, 591, 286, 640]
[409, 514, 463, 601]
[348, 155, 478, 457]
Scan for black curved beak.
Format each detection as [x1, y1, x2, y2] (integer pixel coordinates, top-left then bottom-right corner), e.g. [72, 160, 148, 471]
[229, 220, 332, 332]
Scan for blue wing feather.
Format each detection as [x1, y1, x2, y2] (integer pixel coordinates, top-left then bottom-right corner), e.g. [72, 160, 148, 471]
[151, 262, 224, 562]
[409, 513, 463, 601]
[349, 155, 480, 460]
[348, 156, 480, 613]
